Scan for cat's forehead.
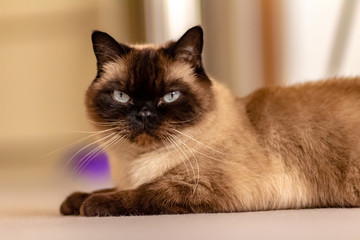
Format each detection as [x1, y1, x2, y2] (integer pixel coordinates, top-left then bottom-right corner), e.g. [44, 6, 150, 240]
[95, 47, 196, 91]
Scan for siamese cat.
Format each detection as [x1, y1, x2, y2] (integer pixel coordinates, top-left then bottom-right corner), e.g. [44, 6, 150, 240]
[60, 26, 360, 216]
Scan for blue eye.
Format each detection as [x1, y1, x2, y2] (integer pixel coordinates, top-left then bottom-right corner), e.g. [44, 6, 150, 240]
[163, 91, 181, 103]
[113, 90, 130, 103]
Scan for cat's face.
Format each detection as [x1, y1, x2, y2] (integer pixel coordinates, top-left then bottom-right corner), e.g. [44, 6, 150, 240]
[86, 26, 214, 147]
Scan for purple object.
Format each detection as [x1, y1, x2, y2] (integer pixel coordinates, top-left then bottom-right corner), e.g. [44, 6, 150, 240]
[64, 144, 111, 181]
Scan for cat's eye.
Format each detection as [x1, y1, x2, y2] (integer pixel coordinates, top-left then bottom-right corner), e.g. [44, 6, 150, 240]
[163, 91, 181, 103]
[113, 90, 130, 103]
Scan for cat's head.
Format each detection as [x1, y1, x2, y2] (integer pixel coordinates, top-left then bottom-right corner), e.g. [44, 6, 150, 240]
[86, 26, 214, 147]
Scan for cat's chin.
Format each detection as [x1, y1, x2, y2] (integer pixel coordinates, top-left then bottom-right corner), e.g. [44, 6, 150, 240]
[132, 133, 157, 148]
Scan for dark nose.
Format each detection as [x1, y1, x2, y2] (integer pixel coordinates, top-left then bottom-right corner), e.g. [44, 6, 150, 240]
[136, 109, 154, 124]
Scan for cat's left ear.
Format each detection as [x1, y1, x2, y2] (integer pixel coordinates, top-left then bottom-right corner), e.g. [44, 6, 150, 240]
[91, 31, 131, 71]
[169, 26, 204, 68]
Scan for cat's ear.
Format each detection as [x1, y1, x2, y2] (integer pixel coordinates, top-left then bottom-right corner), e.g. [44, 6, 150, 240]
[91, 31, 131, 70]
[169, 26, 204, 68]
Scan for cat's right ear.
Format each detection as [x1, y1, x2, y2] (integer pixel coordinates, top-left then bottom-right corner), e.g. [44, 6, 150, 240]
[167, 26, 204, 68]
[91, 31, 131, 71]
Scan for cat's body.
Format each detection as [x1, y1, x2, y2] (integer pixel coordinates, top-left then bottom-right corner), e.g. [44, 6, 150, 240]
[60, 26, 360, 216]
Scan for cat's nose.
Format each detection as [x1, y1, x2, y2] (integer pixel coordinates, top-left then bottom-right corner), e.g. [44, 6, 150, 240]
[136, 110, 154, 124]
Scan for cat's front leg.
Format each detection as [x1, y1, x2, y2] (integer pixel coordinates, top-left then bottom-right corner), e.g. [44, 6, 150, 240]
[79, 191, 137, 216]
[60, 188, 115, 215]
[80, 177, 236, 216]
[79, 190, 198, 216]
[60, 192, 90, 215]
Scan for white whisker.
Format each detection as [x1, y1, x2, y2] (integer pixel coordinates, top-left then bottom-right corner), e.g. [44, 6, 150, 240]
[170, 134, 200, 196]
[64, 132, 117, 174]
[172, 129, 235, 156]
[60, 128, 118, 134]
[73, 132, 124, 177]
[167, 113, 203, 124]
[164, 136, 191, 179]
[72, 134, 117, 176]
[171, 134, 242, 173]
[168, 136, 196, 181]
[44, 127, 119, 157]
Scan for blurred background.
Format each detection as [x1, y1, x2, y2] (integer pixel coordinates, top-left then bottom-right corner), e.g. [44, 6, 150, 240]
[1, 0, 360, 216]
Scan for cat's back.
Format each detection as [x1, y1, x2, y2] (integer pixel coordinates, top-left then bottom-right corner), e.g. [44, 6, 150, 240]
[243, 78, 360, 133]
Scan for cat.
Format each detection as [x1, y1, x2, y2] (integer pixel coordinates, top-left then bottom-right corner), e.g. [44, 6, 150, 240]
[60, 26, 360, 216]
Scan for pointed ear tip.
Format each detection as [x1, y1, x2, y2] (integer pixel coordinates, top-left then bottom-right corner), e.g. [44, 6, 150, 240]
[91, 30, 101, 41]
[189, 25, 203, 34]
[91, 30, 105, 38]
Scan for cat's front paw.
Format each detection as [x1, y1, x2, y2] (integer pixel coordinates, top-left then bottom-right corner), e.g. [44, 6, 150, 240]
[80, 193, 128, 217]
[60, 192, 90, 216]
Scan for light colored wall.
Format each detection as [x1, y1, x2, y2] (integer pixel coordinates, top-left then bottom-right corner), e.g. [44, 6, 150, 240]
[0, 0, 143, 167]
[282, 0, 360, 85]
[0, 0, 134, 146]
[202, 0, 360, 90]
[144, 0, 201, 43]
[201, 0, 264, 97]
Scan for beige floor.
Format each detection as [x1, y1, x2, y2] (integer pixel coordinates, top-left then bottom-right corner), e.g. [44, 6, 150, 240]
[1, 209, 360, 240]
[1, 148, 360, 240]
